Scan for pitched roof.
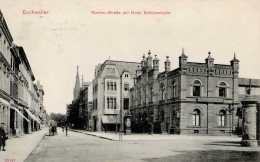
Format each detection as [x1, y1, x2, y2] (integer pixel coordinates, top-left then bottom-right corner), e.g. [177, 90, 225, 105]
[101, 60, 141, 77]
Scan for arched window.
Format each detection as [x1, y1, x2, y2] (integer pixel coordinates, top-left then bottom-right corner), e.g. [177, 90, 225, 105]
[193, 80, 201, 96]
[192, 109, 200, 126]
[219, 82, 227, 97]
[219, 110, 226, 126]
[172, 81, 176, 98]
[161, 84, 165, 100]
[150, 87, 153, 102]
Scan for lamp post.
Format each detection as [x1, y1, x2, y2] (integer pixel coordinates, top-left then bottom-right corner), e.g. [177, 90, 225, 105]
[151, 114, 154, 135]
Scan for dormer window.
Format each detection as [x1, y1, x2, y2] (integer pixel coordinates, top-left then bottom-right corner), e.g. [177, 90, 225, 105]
[106, 68, 115, 74]
[125, 73, 129, 77]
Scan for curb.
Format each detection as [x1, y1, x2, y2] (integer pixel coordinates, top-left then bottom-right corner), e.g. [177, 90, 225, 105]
[70, 129, 116, 141]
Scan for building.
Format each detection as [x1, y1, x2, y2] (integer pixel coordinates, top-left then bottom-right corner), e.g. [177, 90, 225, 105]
[90, 59, 140, 132]
[73, 66, 80, 100]
[79, 81, 91, 130]
[68, 67, 92, 130]
[0, 10, 45, 136]
[130, 50, 243, 135]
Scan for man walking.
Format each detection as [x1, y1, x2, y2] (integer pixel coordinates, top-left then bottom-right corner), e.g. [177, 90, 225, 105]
[65, 124, 68, 136]
[0, 123, 7, 151]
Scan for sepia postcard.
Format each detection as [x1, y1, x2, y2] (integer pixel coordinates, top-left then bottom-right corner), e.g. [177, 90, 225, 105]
[0, 0, 260, 162]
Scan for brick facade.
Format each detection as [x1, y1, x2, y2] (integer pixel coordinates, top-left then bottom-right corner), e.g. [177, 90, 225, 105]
[130, 50, 243, 135]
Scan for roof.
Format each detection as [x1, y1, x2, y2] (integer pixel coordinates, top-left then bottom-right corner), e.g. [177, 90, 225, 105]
[239, 78, 260, 87]
[100, 60, 141, 77]
[83, 82, 91, 87]
[16, 46, 35, 81]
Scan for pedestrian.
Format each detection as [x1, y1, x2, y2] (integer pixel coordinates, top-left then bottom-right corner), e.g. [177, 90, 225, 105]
[65, 124, 68, 136]
[62, 125, 64, 132]
[0, 123, 7, 151]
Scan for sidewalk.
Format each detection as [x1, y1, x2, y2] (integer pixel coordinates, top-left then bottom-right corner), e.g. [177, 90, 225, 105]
[0, 127, 48, 162]
[71, 129, 241, 142]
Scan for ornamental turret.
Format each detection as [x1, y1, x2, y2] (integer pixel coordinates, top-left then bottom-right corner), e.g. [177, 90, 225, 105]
[147, 50, 153, 70]
[230, 52, 239, 76]
[164, 56, 171, 72]
[179, 48, 188, 68]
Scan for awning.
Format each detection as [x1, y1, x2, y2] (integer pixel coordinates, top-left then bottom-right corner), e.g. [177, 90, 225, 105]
[36, 116, 43, 124]
[0, 98, 11, 107]
[101, 115, 120, 124]
[24, 108, 41, 124]
[10, 106, 29, 122]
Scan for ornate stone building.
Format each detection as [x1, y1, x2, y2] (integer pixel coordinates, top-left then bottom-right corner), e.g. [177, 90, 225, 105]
[130, 50, 241, 135]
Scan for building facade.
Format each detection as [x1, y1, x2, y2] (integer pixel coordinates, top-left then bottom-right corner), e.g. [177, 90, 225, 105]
[0, 10, 45, 136]
[130, 50, 241, 135]
[90, 60, 140, 132]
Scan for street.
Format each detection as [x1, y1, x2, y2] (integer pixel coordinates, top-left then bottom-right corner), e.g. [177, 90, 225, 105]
[24, 128, 260, 162]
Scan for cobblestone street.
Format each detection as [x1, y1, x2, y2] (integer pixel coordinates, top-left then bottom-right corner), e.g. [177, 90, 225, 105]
[24, 128, 260, 162]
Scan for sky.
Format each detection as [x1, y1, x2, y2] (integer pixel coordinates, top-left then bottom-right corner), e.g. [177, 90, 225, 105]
[0, 0, 259, 114]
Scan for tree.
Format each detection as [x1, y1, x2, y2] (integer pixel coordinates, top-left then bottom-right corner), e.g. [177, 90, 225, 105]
[49, 112, 67, 127]
[66, 89, 87, 129]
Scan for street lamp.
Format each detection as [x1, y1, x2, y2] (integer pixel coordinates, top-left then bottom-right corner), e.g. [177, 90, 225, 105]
[151, 114, 154, 135]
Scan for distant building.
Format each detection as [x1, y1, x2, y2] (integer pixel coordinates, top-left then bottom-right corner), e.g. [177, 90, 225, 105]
[90, 59, 140, 132]
[79, 81, 91, 129]
[130, 50, 250, 135]
[73, 66, 81, 100]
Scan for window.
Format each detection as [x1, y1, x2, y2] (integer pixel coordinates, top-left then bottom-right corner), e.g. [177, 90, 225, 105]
[106, 68, 115, 74]
[107, 98, 109, 108]
[110, 82, 113, 90]
[124, 98, 129, 110]
[172, 81, 176, 98]
[219, 110, 226, 126]
[219, 82, 227, 97]
[150, 87, 153, 102]
[114, 82, 116, 90]
[107, 82, 110, 90]
[193, 80, 201, 97]
[161, 85, 165, 100]
[114, 98, 117, 109]
[107, 97, 117, 109]
[124, 83, 129, 91]
[125, 74, 129, 77]
[192, 109, 200, 126]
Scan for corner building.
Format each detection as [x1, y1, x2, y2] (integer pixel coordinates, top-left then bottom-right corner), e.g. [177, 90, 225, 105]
[130, 50, 240, 135]
[91, 60, 140, 132]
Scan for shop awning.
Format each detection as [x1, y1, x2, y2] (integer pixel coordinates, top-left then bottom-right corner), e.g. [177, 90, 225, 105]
[10, 106, 29, 122]
[101, 115, 120, 124]
[24, 108, 41, 124]
[36, 116, 43, 124]
[0, 98, 11, 107]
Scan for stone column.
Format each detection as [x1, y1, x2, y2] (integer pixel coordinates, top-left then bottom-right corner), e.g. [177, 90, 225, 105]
[241, 95, 258, 147]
